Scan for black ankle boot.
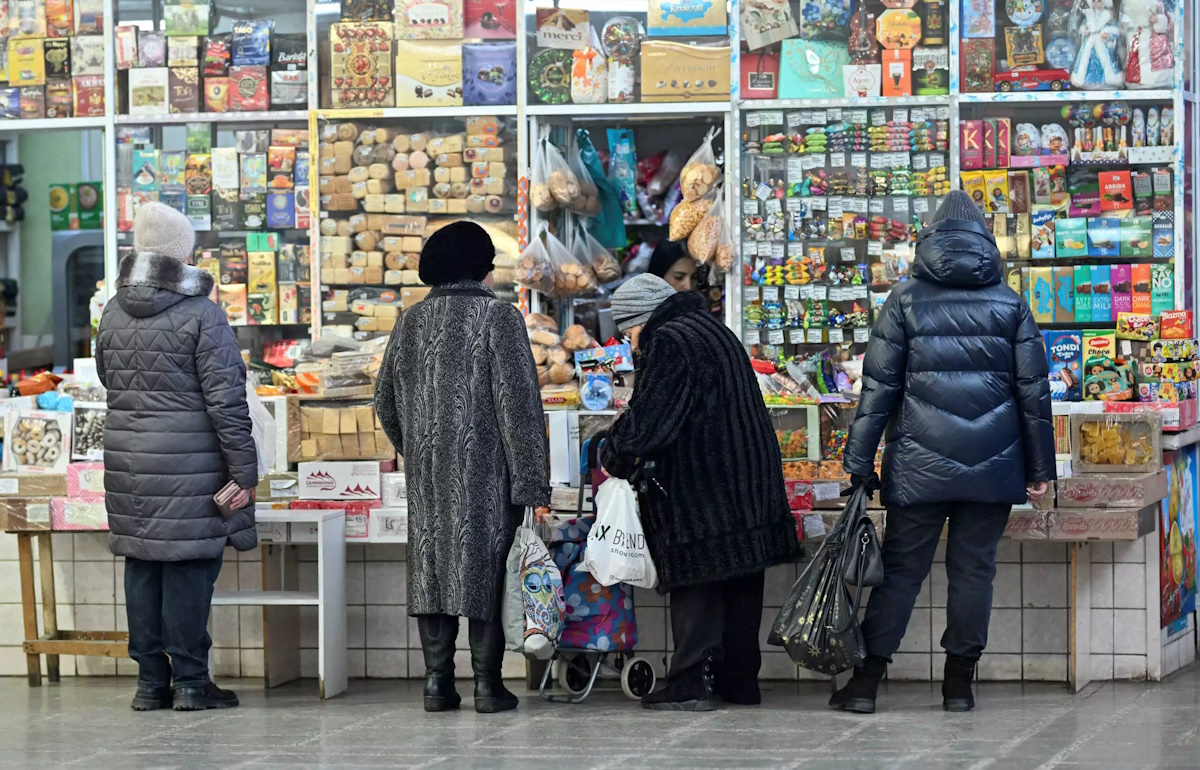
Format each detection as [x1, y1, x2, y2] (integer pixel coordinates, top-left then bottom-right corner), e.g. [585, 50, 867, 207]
[130, 684, 172, 711]
[829, 656, 888, 714]
[173, 682, 239, 711]
[417, 615, 462, 712]
[643, 655, 715, 711]
[468, 619, 518, 713]
[942, 655, 978, 712]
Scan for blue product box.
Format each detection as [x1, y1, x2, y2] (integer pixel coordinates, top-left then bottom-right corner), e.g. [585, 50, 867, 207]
[1090, 264, 1113, 321]
[1031, 207, 1055, 259]
[266, 192, 296, 229]
[1087, 217, 1122, 257]
[1153, 209, 1174, 258]
[1043, 330, 1083, 401]
[0, 87, 20, 118]
[294, 150, 309, 189]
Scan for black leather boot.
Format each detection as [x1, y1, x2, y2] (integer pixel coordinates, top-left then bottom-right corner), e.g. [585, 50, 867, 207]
[828, 655, 888, 714]
[417, 615, 461, 712]
[468, 619, 518, 713]
[643, 654, 715, 711]
[130, 685, 172, 711]
[173, 682, 239, 711]
[942, 654, 978, 712]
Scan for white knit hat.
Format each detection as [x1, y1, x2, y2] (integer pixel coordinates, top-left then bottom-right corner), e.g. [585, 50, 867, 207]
[133, 202, 195, 263]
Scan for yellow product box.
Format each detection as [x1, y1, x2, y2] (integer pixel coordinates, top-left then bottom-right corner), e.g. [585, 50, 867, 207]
[248, 251, 276, 293]
[8, 37, 45, 86]
[640, 42, 730, 102]
[394, 41, 462, 107]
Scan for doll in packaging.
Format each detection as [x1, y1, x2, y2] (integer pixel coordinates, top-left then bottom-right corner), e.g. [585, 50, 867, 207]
[1123, 0, 1174, 89]
[1069, 0, 1124, 89]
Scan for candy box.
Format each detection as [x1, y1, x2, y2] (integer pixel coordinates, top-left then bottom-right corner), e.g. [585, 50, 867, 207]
[1131, 263, 1152, 314]
[464, 0, 516, 38]
[1146, 338, 1197, 363]
[842, 64, 882, 98]
[43, 38, 70, 79]
[330, 22, 394, 108]
[1099, 170, 1133, 212]
[960, 119, 983, 170]
[1111, 263, 1131, 314]
[1121, 216, 1152, 257]
[1044, 330, 1083, 401]
[961, 0, 995, 38]
[394, 0, 464, 39]
[1150, 263, 1174, 315]
[1082, 353, 1134, 402]
[1160, 310, 1193, 340]
[741, 51, 780, 98]
[1056, 470, 1167, 509]
[2, 410, 71, 474]
[643, 41, 732, 102]
[880, 48, 912, 97]
[1116, 312, 1158, 342]
[1071, 412, 1162, 474]
[648, 0, 727, 37]
[960, 37, 994, 92]
[395, 41, 463, 107]
[912, 46, 949, 95]
[1087, 217, 1121, 257]
[1054, 217, 1088, 257]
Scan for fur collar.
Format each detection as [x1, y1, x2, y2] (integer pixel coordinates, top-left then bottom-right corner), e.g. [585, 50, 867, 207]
[641, 291, 706, 349]
[117, 252, 214, 297]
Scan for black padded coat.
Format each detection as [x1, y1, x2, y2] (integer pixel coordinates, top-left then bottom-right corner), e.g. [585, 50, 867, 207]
[601, 292, 801, 593]
[97, 253, 258, 561]
[843, 218, 1056, 509]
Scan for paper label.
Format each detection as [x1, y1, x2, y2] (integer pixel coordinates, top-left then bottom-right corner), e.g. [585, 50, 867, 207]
[813, 482, 841, 500]
[913, 198, 930, 214]
[0, 479, 18, 495]
[854, 327, 871, 343]
[762, 286, 780, 302]
[840, 247, 856, 262]
[828, 328, 845, 343]
[743, 286, 760, 302]
[789, 328, 805, 344]
[26, 503, 49, 523]
[767, 329, 785, 345]
[807, 328, 824, 343]
[784, 285, 801, 300]
[743, 330, 761, 345]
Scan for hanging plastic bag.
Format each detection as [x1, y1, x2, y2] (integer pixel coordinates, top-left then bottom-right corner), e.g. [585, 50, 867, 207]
[714, 206, 735, 271]
[585, 229, 622, 283]
[501, 509, 566, 660]
[647, 152, 683, 198]
[679, 126, 722, 202]
[546, 228, 596, 297]
[577, 128, 627, 248]
[517, 227, 558, 295]
[571, 27, 608, 105]
[607, 127, 638, 216]
[246, 383, 276, 475]
[530, 133, 556, 213]
[668, 190, 714, 241]
[687, 190, 724, 264]
[581, 478, 658, 589]
[569, 223, 600, 295]
[544, 139, 582, 208]
[567, 140, 601, 215]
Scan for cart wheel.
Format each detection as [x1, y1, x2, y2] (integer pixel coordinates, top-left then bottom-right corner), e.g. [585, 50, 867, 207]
[621, 656, 656, 700]
[558, 654, 593, 696]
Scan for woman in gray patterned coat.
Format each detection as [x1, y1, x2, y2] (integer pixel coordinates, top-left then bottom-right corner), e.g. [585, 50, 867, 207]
[375, 222, 549, 714]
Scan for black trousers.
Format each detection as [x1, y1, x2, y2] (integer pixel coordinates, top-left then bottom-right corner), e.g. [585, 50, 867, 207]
[669, 571, 765, 682]
[862, 502, 1011, 661]
[124, 554, 224, 689]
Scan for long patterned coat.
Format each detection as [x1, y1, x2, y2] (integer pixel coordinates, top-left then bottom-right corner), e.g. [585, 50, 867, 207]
[375, 281, 549, 620]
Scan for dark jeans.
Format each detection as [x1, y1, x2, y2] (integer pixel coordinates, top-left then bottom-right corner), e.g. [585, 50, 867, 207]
[669, 571, 765, 685]
[862, 502, 1011, 661]
[124, 554, 224, 689]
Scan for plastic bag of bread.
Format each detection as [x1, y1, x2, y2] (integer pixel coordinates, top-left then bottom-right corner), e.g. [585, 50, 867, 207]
[548, 362, 575, 385]
[562, 324, 597, 353]
[669, 194, 712, 241]
[544, 140, 581, 208]
[687, 192, 724, 264]
[569, 226, 600, 295]
[679, 127, 722, 202]
[530, 136, 556, 213]
[566, 140, 601, 216]
[516, 230, 558, 295]
[585, 229, 622, 284]
[530, 344, 549, 365]
[526, 312, 561, 347]
[547, 346, 570, 365]
[546, 229, 596, 297]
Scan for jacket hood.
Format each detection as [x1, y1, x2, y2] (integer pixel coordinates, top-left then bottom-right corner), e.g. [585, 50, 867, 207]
[912, 219, 1001, 288]
[116, 252, 214, 318]
[641, 290, 706, 348]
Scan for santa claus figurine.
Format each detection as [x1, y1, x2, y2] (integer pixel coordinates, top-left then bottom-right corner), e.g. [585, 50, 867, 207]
[1124, 0, 1174, 89]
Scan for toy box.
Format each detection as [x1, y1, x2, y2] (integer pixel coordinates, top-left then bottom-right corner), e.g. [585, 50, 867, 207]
[881, 48, 912, 96]
[1074, 264, 1092, 323]
[1043, 330, 1083, 401]
[1087, 217, 1121, 257]
[1055, 217, 1088, 257]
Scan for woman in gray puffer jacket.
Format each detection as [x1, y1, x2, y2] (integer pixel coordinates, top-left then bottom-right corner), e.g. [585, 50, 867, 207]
[97, 203, 257, 713]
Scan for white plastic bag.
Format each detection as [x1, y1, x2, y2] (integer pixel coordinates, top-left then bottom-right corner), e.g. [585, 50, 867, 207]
[245, 383, 276, 476]
[501, 509, 566, 660]
[582, 479, 658, 589]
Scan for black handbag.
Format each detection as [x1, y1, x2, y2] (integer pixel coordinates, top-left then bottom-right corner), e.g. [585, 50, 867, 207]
[767, 487, 877, 675]
[842, 490, 884, 590]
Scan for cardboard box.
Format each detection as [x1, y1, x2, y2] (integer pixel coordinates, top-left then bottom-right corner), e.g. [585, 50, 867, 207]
[298, 461, 382, 500]
[961, 120, 983, 170]
[1044, 330, 1083, 401]
[50, 498, 107, 531]
[1027, 266, 1053, 323]
[1052, 266, 1074, 323]
[1071, 411, 1163, 474]
[0, 473, 67, 497]
[0, 497, 52, 532]
[1056, 470, 1167, 509]
[1004, 509, 1051, 540]
[3, 411, 71, 474]
[381, 472, 406, 507]
[66, 462, 104, 500]
[255, 472, 299, 501]
[1047, 504, 1156, 540]
[1090, 265, 1113, 322]
[640, 41, 730, 102]
[881, 48, 912, 97]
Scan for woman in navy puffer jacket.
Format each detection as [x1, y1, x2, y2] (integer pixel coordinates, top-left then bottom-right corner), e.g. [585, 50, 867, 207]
[831, 191, 1055, 715]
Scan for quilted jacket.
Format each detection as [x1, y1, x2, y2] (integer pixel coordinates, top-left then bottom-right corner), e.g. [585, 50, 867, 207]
[843, 218, 1056, 509]
[601, 292, 801, 593]
[97, 253, 258, 561]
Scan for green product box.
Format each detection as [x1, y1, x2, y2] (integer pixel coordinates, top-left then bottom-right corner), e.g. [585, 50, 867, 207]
[1055, 218, 1089, 257]
[76, 181, 102, 230]
[1074, 264, 1092, 323]
[1150, 264, 1174, 315]
[48, 183, 76, 231]
[1120, 216, 1153, 258]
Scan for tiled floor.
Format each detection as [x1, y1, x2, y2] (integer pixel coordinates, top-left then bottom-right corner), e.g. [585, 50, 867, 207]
[4, 667, 1200, 769]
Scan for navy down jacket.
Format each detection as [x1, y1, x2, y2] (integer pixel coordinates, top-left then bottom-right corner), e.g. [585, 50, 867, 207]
[843, 218, 1056, 509]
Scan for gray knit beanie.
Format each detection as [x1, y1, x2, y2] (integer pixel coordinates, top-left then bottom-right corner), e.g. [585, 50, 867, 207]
[133, 202, 196, 262]
[612, 273, 677, 332]
[929, 189, 984, 226]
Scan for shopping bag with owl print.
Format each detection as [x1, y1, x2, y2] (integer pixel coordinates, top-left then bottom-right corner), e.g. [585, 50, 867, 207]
[501, 509, 566, 660]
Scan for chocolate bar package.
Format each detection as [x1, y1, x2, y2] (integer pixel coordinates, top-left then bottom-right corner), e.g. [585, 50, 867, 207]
[1043, 330, 1083, 401]
[203, 33, 231, 75]
[240, 193, 267, 229]
[43, 38, 70, 79]
[138, 30, 167, 67]
[212, 188, 239, 230]
[45, 79, 71, 118]
[231, 19, 271, 67]
[462, 42, 516, 106]
[168, 35, 199, 67]
[70, 35, 104, 76]
[168, 67, 200, 113]
[267, 191, 296, 229]
[229, 65, 268, 111]
[272, 33, 307, 71]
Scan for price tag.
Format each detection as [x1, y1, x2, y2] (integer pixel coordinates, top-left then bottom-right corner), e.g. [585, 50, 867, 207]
[807, 328, 825, 343]
[803, 154, 826, 170]
[869, 153, 889, 170]
[828, 328, 845, 344]
[788, 242, 806, 257]
[830, 152, 846, 168]
[810, 196, 828, 211]
[848, 197, 868, 213]
[755, 182, 772, 201]
[784, 285, 801, 300]
[744, 286, 760, 302]
[850, 152, 867, 169]
[764, 198, 782, 214]
[787, 157, 804, 178]
[743, 329, 761, 345]
[758, 242, 774, 257]
[938, 106, 951, 120]
[909, 107, 927, 122]
[840, 247, 856, 262]
[846, 109, 867, 125]
[761, 110, 784, 125]
[913, 198, 930, 214]
[854, 327, 870, 343]
[827, 108, 842, 123]
[891, 153, 910, 169]
[742, 240, 756, 255]
[746, 112, 761, 127]
[911, 153, 928, 171]
[742, 200, 759, 215]
[770, 243, 786, 261]
[853, 287, 869, 300]
[867, 240, 883, 256]
[799, 285, 813, 299]
[828, 198, 844, 219]
[828, 287, 845, 301]
[811, 285, 828, 300]
[767, 329, 786, 345]
[786, 196, 807, 212]
[893, 108, 908, 124]
[786, 112, 802, 129]
[930, 153, 946, 169]
[893, 197, 910, 215]
[813, 110, 827, 124]
[868, 198, 885, 214]
[870, 110, 887, 127]
[789, 328, 806, 344]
